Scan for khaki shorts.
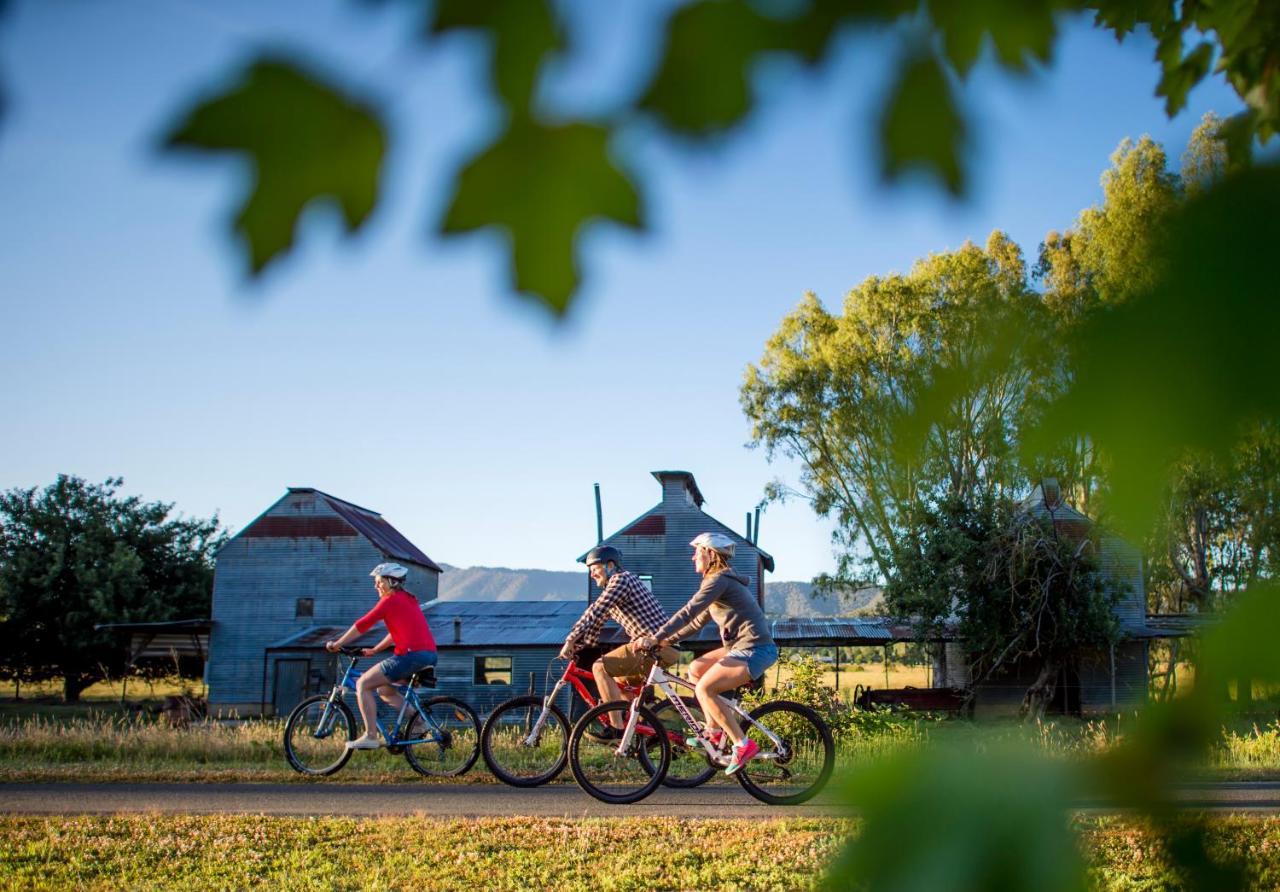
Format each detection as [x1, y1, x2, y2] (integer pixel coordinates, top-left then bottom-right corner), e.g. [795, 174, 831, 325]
[599, 644, 679, 685]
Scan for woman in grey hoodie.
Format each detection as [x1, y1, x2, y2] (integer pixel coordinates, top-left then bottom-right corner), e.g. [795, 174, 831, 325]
[636, 532, 778, 775]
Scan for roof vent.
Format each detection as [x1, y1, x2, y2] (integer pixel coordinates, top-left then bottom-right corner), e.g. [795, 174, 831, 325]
[453, 617, 462, 644]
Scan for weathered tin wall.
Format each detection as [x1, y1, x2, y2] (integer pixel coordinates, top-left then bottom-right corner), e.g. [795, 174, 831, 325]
[208, 489, 439, 714]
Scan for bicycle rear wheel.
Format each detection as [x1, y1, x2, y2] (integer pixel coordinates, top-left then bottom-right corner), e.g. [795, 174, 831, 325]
[283, 695, 356, 776]
[403, 696, 481, 777]
[568, 701, 668, 805]
[733, 700, 835, 805]
[480, 695, 569, 787]
[651, 696, 717, 788]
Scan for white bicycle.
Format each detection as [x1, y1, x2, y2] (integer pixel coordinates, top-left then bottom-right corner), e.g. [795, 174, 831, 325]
[566, 650, 835, 805]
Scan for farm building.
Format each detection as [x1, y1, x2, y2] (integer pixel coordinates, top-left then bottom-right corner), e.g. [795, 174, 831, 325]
[206, 487, 443, 716]
[578, 470, 775, 648]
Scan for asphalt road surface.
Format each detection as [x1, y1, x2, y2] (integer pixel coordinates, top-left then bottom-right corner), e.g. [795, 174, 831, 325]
[4, 782, 1280, 818]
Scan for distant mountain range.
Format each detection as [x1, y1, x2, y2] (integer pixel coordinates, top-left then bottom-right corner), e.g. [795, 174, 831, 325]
[437, 564, 881, 617]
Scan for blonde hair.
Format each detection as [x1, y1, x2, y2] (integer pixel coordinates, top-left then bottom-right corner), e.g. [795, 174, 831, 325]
[699, 547, 732, 577]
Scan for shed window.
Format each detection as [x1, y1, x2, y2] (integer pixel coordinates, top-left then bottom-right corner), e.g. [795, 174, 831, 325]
[295, 598, 314, 618]
[474, 656, 512, 685]
[638, 575, 654, 592]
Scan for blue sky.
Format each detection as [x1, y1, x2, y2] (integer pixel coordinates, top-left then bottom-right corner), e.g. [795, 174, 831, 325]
[0, 1, 1245, 581]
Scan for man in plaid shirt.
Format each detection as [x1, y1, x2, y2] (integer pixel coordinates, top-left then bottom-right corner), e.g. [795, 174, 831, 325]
[560, 546, 680, 711]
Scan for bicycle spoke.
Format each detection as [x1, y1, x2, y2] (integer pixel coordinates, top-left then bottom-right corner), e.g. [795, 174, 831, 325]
[734, 701, 835, 805]
[569, 701, 668, 805]
[283, 696, 355, 776]
[404, 697, 481, 777]
[481, 696, 569, 787]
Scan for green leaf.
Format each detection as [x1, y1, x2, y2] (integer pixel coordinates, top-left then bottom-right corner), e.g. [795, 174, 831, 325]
[828, 743, 1088, 892]
[1156, 40, 1213, 117]
[879, 47, 967, 195]
[639, 0, 778, 136]
[1091, 0, 1176, 41]
[1032, 165, 1280, 535]
[429, 0, 561, 110]
[440, 121, 643, 316]
[928, 0, 1063, 77]
[163, 58, 386, 275]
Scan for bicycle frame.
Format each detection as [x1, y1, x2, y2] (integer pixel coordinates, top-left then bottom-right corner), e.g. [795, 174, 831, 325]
[520, 658, 645, 746]
[319, 654, 442, 747]
[616, 661, 787, 763]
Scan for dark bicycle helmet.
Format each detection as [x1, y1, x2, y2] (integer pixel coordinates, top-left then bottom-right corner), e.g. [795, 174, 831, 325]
[584, 545, 623, 568]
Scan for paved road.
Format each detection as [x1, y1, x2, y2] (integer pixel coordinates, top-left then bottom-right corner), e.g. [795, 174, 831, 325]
[0, 782, 846, 818]
[3, 781, 1280, 818]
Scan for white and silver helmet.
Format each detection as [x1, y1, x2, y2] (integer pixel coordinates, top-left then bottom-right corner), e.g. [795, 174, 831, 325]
[689, 532, 736, 560]
[369, 562, 409, 580]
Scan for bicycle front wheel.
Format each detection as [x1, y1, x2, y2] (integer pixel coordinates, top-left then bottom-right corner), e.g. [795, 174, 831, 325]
[403, 696, 481, 777]
[283, 695, 356, 776]
[481, 695, 569, 787]
[651, 696, 717, 789]
[734, 700, 835, 805]
[568, 701, 668, 805]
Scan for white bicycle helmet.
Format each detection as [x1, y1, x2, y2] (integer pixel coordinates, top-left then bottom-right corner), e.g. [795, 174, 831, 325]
[689, 532, 736, 559]
[369, 562, 409, 579]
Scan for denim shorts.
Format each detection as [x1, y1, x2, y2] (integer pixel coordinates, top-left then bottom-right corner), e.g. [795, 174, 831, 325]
[377, 649, 437, 683]
[725, 641, 778, 678]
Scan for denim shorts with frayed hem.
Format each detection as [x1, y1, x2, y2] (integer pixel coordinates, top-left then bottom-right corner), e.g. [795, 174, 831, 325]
[724, 641, 778, 678]
[377, 649, 437, 683]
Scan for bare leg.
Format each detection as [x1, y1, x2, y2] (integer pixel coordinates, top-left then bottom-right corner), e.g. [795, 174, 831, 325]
[688, 647, 730, 736]
[355, 667, 391, 739]
[695, 659, 754, 746]
[592, 660, 628, 728]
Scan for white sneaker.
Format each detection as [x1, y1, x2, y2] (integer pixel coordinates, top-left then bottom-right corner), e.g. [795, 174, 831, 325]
[345, 734, 382, 750]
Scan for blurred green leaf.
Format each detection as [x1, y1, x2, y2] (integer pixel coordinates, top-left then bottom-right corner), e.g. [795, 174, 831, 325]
[163, 58, 385, 275]
[440, 120, 643, 315]
[639, 0, 778, 136]
[879, 47, 967, 195]
[1032, 165, 1280, 534]
[428, 0, 561, 110]
[1155, 38, 1213, 117]
[828, 743, 1087, 892]
[928, 0, 1064, 76]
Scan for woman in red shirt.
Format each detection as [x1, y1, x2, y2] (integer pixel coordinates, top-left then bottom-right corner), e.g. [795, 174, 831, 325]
[325, 562, 438, 750]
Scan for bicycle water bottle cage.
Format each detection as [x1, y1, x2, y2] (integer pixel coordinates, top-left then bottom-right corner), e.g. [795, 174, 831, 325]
[408, 667, 437, 689]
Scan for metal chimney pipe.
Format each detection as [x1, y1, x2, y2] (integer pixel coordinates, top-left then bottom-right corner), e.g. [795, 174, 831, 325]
[594, 483, 604, 545]
[753, 506, 761, 545]
[746, 512, 752, 542]
[452, 617, 461, 644]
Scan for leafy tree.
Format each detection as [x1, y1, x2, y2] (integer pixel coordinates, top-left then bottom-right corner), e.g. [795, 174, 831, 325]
[742, 232, 1057, 585]
[885, 494, 1119, 720]
[0, 475, 225, 701]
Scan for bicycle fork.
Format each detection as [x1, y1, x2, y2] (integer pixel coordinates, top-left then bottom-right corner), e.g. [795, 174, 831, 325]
[523, 678, 566, 746]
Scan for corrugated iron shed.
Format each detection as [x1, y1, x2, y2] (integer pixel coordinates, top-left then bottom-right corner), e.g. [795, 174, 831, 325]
[266, 600, 586, 650]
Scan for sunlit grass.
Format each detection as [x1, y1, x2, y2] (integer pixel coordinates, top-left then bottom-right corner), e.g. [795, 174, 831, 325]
[2, 814, 1279, 890]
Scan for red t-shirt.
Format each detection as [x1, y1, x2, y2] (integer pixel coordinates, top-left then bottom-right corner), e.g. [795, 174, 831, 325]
[354, 591, 436, 655]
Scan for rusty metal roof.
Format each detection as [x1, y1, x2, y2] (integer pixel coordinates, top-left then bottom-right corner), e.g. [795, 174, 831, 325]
[307, 490, 442, 573]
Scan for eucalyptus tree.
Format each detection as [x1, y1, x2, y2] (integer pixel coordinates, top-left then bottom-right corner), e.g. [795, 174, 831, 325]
[742, 232, 1053, 585]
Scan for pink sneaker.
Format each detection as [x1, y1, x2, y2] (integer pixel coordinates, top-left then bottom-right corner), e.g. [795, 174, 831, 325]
[725, 738, 760, 775]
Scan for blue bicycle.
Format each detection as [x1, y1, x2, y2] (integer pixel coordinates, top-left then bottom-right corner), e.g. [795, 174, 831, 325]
[282, 647, 481, 777]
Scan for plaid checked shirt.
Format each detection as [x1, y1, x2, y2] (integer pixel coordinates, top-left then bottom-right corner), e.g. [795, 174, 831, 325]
[563, 569, 669, 653]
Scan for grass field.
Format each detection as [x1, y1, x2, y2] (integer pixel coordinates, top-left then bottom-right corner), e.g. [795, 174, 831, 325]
[2, 814, 1278, 890]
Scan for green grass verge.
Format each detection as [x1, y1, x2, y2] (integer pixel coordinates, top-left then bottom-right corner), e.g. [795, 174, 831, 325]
[2, 815, 1279, 890]
[5, 700, 1280, 784]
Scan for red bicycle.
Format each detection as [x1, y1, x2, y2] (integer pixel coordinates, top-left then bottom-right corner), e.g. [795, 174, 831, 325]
[479, 655, 709, 788]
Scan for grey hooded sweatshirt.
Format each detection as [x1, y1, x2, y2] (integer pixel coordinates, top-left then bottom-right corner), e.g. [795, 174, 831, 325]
[654, 568, 772, 651]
